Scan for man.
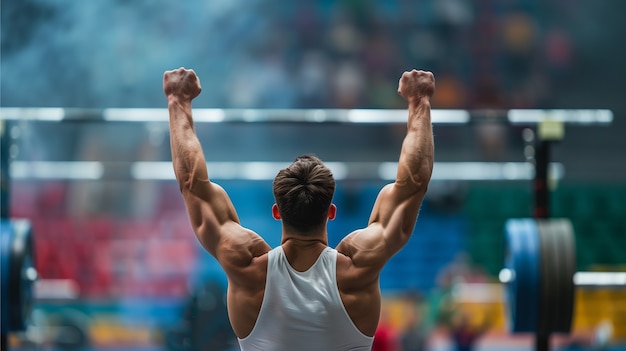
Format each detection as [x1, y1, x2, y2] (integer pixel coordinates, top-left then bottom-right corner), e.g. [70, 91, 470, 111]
[163, 67, 435, 351]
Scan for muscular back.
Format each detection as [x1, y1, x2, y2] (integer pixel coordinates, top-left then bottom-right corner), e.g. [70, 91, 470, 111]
[336, 248, 384, 336]
[226, 236, 383, 339]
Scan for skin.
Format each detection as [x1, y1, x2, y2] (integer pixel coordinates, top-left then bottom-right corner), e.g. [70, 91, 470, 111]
[163, 67, 435, 339]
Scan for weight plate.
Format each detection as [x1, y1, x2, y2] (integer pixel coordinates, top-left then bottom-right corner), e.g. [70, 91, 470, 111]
[504, 219, 540, 333]
[1, 220, 11, 334]
[5, 219, 36, 332]
[537, 219, 576, 335]
[554, 219, 576, 333]
[537, 220, 558, 336]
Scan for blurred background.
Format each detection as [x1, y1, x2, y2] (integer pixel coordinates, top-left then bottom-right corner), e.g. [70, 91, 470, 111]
[1, 0, 625, 350]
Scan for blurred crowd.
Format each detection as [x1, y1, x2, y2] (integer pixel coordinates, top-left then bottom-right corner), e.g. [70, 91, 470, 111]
[220, 0, 574, 110]
[2, 0, 578, 110]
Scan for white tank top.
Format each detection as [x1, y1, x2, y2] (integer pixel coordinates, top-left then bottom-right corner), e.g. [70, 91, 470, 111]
[238, 246, 374, 351]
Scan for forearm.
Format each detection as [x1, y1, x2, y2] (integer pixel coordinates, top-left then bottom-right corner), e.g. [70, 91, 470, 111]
[397, 97, 434, 192]
[168, 97, 209, 192]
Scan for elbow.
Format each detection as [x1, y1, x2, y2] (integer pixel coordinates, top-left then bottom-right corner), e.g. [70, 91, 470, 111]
[173, 162, 198, 194]
[415, 181, 429, 198]
[410, 170, 432, 196]
[178, 174, 192, 193]
[393, 172, 430, 199]
[174, 168, 192, 193]
[415, 161, 433, 193]
[415, 167, 431, 188]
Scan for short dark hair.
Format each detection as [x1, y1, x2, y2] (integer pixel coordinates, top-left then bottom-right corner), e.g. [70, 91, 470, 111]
[272, 155, 336, 233]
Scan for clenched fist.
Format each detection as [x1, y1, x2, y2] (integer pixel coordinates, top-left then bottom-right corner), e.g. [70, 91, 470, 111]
[163, 67, 202, 102]
[397, 70, 435, 102]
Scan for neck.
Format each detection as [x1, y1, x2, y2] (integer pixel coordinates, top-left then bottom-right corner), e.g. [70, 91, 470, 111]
[281, 227, 328, 247]
[280, 230, 329, 273]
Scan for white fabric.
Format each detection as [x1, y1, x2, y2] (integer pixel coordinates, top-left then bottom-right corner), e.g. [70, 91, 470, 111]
[238, 246, 374, 351]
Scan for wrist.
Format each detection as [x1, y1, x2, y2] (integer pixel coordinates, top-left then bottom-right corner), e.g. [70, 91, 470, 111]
[407, 96, 431, 109]
[167, 95, 192, 108]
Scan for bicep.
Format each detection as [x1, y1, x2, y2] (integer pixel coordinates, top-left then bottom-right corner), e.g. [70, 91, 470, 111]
[181, 181, 241, 257]
[369, 183, 425, 244]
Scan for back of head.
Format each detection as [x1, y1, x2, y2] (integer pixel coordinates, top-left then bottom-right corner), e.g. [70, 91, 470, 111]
[273, 155, 336, 234]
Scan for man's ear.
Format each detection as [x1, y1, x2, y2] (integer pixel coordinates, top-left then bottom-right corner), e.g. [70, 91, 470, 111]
[272, 204, 281, 220]
[328, 204, 337, 220]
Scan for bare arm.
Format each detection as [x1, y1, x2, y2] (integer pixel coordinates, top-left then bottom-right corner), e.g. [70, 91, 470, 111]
[163, 68, 270, 276]
[337, 70, 435, 275]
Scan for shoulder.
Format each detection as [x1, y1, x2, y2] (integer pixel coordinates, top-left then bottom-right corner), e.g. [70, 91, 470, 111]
[215, 224, 271, 282]
[336, 226, 387, 268]
[335, 228, 386, 286]
[217, 223, 271, 259]
[225, 246, 271, 291]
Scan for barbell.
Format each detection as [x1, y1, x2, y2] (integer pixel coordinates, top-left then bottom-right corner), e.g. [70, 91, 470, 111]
[1, 219, 37, 335]
[503, 218, 576, 336]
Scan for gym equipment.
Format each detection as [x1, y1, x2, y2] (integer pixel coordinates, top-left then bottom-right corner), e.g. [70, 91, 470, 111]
[538, 220, 576, 335]
[1, 120, 39, 350]
[1, 219, 37, 337]
[503, 118, 579, 351]
[503, 219, 540, 333]
[503, 218, 576, 336]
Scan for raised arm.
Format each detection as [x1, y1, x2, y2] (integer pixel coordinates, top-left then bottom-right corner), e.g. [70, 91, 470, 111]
[337, 70, 435, 271]
[163, 68, 270, 271]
